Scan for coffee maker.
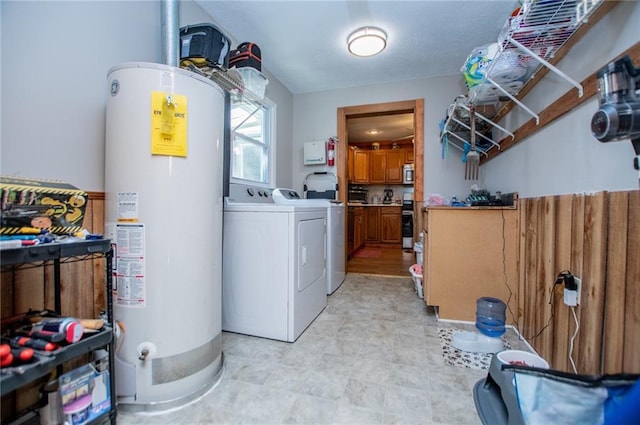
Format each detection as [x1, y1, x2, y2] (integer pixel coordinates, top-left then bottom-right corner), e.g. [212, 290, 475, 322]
[383, 186, 393, 204]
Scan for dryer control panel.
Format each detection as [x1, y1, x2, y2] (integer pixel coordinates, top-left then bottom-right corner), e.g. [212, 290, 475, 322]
[272, 188, 302, 203]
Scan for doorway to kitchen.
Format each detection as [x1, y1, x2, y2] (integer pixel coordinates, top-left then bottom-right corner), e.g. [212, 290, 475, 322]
[336, 99, 424, 277]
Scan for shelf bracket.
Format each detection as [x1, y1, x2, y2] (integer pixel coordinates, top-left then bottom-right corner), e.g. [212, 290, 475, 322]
[457, 102, 515, 140]
[444, 131, 489, 157]
[451, 117, 502, 149]
[487, 77, 540, 125]
[507, 36, 584, 97]
[444, 136, 465, 153]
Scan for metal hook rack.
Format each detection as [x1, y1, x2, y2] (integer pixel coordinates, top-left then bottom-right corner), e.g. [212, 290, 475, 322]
[440, 96, 514, 157]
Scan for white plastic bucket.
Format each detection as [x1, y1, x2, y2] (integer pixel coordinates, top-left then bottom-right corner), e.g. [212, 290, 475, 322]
[497, 350, 549, 368]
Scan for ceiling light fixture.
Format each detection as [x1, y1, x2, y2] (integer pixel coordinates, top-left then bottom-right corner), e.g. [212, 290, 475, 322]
[367, 129, 382, 135]
[347, 27, 387, 57]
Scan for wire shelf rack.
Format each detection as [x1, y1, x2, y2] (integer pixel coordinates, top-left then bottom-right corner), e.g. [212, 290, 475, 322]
[444, 0, 605, 158]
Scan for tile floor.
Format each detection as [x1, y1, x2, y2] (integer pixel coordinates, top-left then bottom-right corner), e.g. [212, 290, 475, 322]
[117, 273, 530, 425]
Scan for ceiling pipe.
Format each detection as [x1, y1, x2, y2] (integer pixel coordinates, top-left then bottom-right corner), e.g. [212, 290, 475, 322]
[161, 0, 179, 67]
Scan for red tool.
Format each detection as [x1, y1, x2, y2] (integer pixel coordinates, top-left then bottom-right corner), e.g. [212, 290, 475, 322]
[11, 336, 58, 351]
[11, 347, 34, 362]
[1, 353, 14, 367]
[0, 343, 10, 358]
[0, 347, 35, 367]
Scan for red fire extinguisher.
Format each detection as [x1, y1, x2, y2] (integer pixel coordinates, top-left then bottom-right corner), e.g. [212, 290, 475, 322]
[327, 137, 336, 166]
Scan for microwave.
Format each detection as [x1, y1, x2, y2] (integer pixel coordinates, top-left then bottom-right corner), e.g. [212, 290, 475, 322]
[348, 185, 369, 203]
[403, 164, 414, 184]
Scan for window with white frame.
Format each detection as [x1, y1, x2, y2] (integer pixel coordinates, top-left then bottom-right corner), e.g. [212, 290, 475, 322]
[230, 99, 274, 186]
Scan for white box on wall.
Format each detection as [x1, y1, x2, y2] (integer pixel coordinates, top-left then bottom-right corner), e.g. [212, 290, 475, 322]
[304, 141, 326, 165]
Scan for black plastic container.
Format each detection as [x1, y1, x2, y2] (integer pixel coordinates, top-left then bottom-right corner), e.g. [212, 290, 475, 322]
[179, 23, 231, 68]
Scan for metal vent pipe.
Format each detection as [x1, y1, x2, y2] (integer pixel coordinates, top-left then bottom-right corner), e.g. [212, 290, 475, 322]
[161, 0, 179, 67]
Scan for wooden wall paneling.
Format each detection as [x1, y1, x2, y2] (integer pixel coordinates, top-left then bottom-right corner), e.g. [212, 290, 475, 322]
[516, 200, 527, 332]
[13, 268, 45, 314]
[1, 270, 16, 317]
[569, 194, 585, 371]
[577, 192, 608, 374]
[603, 191, 629, 373]
[551, 194, 574, 371]
[90, 198, 107, 317]
[536, 196, 556, 361]
[522, 198, 539, 346]
[623, 191, 640, 373]
[59, 262, 86, 320]
[43, 263, 56, 311]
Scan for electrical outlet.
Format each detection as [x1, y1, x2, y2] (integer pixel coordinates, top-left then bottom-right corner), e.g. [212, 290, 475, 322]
[563, 276, 582, 307]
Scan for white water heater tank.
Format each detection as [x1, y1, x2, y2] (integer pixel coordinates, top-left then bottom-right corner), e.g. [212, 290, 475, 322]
[104, 62, 224, 411]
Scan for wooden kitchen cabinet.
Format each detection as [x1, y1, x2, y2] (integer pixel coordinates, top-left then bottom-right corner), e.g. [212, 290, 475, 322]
[385, 149, 405, 183]
[352, 150, 369, 183]
[348, 207, 365, 255]
[361, 206, 402, 245]
[348, 147, 412, 184]
[380, 207, 402, 243]
[365, 207, 379, 242]
[422, 207, 519, 323]
[347, 147, 354, 182]
[369, 151, 386, 184]
[405, 147, 414, 163]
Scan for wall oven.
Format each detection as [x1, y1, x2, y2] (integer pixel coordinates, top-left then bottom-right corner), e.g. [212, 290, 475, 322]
[402, 192, 413, 249]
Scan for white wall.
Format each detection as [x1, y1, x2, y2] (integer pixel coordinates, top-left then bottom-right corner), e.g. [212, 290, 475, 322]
[292, 76, 474, 200]
[483, 1, 640, 198]
[1, 1, 294, 191]
[2, 1, 636, 197]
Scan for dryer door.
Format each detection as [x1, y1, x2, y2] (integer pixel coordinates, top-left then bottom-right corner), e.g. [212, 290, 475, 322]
[296, 215, 326, 292]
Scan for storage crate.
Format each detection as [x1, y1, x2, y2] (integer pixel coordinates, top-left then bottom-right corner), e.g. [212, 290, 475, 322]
[0, 176, 87, 235]
[237, 67, 268, 100]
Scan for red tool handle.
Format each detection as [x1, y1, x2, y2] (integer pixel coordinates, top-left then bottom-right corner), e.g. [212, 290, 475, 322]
[0, 344, 10, 358]
[1, 353, 14, 367]
[11, 347, 34, 362]
[11, 336, 57, 351]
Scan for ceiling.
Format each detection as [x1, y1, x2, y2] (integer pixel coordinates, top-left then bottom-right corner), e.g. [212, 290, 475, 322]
[195, 1, 518, 95]
[347, 113, 415, 143]
[195, 1, 518, 143]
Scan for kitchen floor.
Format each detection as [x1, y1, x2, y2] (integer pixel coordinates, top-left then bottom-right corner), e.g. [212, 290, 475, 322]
[347, 246, 415, 276]
[117, 274, 529, 425]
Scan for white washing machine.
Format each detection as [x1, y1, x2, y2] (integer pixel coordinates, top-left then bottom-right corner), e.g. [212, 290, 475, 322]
[222, 184, 327, 342]
[272, 189, 345, 294]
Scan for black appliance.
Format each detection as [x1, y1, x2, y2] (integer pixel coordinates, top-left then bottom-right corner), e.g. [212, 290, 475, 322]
[402, 193, 413, 249]
[383, 186, 394, 204]
[348, 185, 368, 203]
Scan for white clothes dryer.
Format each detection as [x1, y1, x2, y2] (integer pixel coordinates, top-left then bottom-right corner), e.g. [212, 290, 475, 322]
[272, 189, 345, 294]
[222, 184, 327, 342]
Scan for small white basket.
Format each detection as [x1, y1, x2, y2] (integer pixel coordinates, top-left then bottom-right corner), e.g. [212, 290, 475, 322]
[409, 265, 423, 299]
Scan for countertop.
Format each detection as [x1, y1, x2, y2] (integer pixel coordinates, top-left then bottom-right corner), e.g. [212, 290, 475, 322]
[421, 205, 517, 211]
[348, 203, 403, 207]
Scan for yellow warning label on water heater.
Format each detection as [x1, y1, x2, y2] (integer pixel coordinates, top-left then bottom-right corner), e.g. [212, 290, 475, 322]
[151, 91, 188, 157]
